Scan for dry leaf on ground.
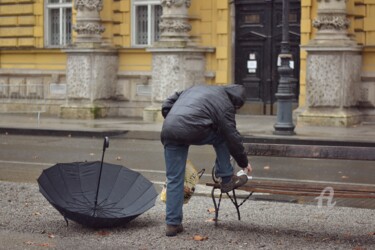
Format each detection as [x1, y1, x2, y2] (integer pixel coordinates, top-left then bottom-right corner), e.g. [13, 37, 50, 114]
[24, 241, 54, 248]
[193, 235, 209, 241]
[207, 208, 216, 214]
[96, 230, 111, 236]
[205, 218, 217, 223]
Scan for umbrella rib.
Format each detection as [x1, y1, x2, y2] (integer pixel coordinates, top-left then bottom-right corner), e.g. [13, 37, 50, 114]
[43, 167, 73, 206]
[106, 173, 141, 208]
[115, 174, 144, 206]
[58, 163, 90, 204]
[94, 164, 123, 207]
[78, 162, 101, 207]
[119, 183, 156, 215]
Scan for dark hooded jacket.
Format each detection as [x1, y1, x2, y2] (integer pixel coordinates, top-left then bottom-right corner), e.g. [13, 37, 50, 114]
[161, 84, 248, 168]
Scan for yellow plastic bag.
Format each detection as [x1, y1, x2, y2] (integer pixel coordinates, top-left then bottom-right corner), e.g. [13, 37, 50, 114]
[161, 160, 205, 204]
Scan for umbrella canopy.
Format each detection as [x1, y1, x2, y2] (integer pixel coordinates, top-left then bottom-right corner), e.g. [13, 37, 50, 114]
[37, 138, 158, 228]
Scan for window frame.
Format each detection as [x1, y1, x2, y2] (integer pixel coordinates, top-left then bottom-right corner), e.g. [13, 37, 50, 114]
[44, 0, 73, 48]
[131, 0, 162, 47]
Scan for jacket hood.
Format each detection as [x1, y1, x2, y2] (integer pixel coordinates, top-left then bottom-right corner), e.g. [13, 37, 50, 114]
[224, 84, 246, 109]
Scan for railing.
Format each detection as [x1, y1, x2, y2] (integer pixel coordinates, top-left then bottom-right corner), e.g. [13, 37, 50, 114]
[0, 83, 47, 124]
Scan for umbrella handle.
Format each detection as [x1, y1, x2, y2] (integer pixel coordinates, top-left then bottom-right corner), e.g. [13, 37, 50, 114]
[101, 136, 109, 164]
[103, 136, 109, 152]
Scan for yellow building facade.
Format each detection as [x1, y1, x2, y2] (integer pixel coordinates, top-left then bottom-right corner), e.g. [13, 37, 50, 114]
[0, 0, 374, 124]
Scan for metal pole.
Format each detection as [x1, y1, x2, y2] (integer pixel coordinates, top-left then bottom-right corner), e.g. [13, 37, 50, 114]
[274, 0, 296, 135]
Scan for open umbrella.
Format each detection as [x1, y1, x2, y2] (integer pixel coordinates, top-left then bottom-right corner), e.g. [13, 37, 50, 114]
[37, 137, 158, 228]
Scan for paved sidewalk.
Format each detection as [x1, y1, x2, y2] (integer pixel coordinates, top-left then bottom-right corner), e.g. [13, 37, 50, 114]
[0, 113, 374, 145]
[1, 181, 374, 250]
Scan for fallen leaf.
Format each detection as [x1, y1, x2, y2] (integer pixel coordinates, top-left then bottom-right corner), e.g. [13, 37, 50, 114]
[34, 212, 41, 216]
[207, 208, 216, 214]
[48, 234, 55, 239]
[353, 247, 365, 250]
[205, 218, 217, 223]
[24, 241, 54, 248]
[97, 231, 110, 236]
[369, 232, 375, 236]
[264, 166, 270, 170]
[193, 235, 208, 241]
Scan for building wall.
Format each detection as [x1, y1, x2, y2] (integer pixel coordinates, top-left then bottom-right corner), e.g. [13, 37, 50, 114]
[1, 0, 373, 119]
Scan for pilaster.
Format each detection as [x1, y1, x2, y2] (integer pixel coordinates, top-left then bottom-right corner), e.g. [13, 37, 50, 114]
[298, 0, 363, 127]
[144, 0, 214, 122]
[61, 0, 119, 119]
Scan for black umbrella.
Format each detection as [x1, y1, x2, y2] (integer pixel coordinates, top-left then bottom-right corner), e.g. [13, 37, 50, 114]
[37, 137, 158, 228]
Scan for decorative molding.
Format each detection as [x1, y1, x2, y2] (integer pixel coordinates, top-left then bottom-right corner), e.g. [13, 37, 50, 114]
[73, 23, 105, 35]
[313, 15, 350, 31]
[316, 0, 346, 2]
[74, 0, 103, 11]
[161, 0, 191, 8]
[159, 19, 191, 33]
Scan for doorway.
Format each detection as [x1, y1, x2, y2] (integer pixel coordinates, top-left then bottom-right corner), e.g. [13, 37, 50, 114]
[235, 0, 301, 115]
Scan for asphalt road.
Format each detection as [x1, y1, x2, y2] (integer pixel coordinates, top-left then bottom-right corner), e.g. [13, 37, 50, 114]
[1, 134, 375, 187]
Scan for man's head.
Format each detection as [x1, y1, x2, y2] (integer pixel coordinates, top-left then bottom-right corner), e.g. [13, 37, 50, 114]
[224, 84, 246, 109]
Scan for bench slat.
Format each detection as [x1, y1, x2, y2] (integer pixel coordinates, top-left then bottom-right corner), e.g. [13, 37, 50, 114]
[206, 180, 375, 199]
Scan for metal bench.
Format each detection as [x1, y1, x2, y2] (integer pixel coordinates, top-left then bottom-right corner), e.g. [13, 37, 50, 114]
[206, 141, 375, 225]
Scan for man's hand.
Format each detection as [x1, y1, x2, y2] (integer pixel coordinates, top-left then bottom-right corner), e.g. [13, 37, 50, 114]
[243, 163, 252, 175]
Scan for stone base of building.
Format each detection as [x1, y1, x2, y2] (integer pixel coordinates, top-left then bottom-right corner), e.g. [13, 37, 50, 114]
[60, 104, 109, 119]
[143, 105, 163, 122]
[297, 108, 362, 127]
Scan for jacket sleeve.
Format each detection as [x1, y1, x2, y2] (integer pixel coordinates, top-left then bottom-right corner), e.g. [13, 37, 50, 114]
[218, 108, 248, 168]
[161, 91, 182, 118]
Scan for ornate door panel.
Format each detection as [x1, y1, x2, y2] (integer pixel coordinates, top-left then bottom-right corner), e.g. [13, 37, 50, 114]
[235, 0, 300, 115]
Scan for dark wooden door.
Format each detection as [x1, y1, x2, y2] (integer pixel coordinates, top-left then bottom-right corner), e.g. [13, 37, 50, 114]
[235, 0, 300, 115]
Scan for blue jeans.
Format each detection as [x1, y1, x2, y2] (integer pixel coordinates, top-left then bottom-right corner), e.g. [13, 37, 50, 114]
[164, 131, 233, 225]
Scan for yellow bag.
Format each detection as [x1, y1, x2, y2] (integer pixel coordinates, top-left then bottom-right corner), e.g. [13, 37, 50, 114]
[161, 160, 205, 204]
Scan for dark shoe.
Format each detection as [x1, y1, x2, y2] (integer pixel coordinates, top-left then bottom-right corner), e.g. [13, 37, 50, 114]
[166, 224, 184, 237]
[220, 175, 248, 193]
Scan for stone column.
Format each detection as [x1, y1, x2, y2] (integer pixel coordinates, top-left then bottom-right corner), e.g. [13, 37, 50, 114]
[297, 0, 362, 127]
[144, 0, 213, 122]
[61, 0, 119, 119]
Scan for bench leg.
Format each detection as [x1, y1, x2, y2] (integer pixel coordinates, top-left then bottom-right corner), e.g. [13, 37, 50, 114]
[210, 186, 254, 224]
[211, 187, 222, 226]
[231, 189, 241, 221]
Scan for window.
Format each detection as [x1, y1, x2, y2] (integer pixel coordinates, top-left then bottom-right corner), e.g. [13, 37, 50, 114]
[132, 0, 163, 46]
[45, 0, 72, 47]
